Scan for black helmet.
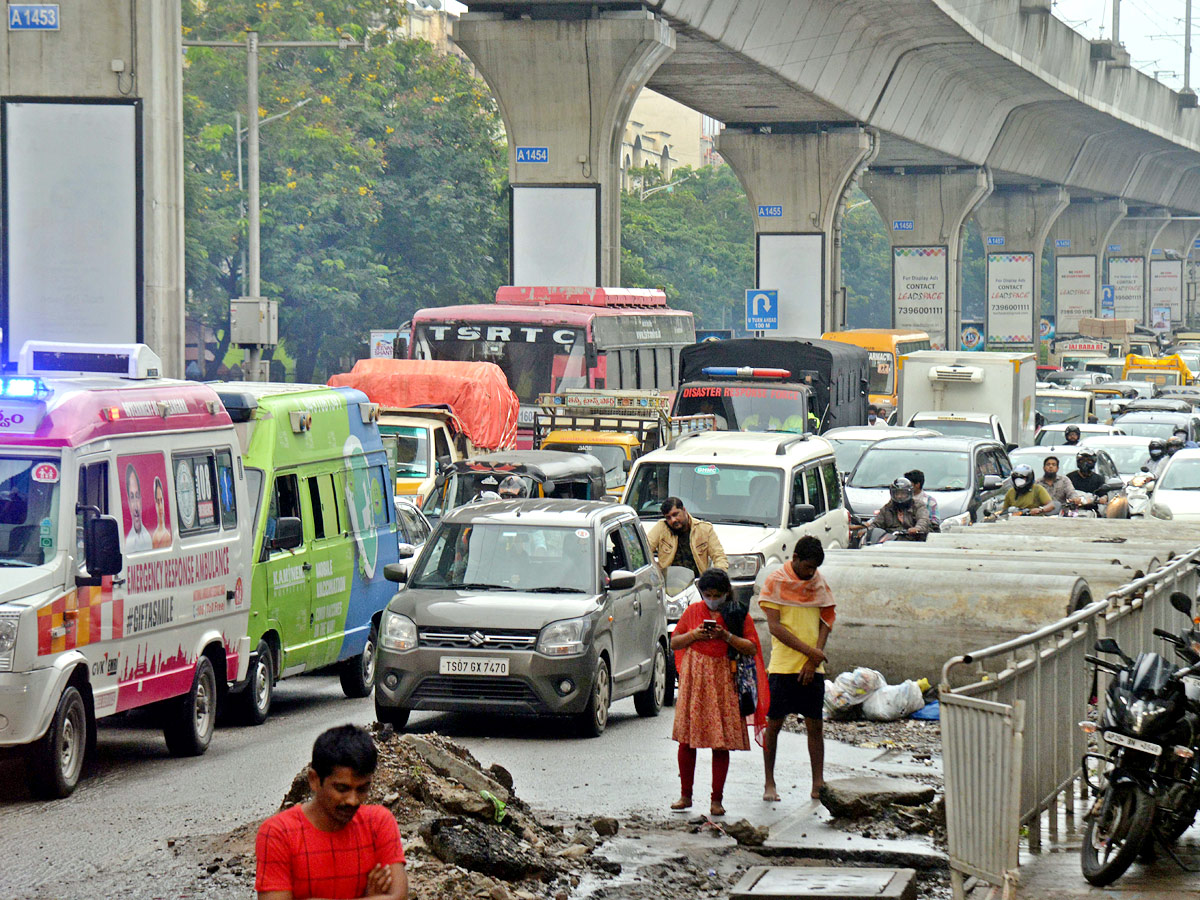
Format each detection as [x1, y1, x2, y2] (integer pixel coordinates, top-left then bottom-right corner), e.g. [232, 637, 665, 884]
[497, 475, 529, 499]
[1011, 464, 1036, 493]
[1167, 435, 1186, 456]
[889, 477, 914, 508]
[1149, 438, 1167, 460]
[1064, 424, 1082, 442]
[1075, 449, 1097, 473]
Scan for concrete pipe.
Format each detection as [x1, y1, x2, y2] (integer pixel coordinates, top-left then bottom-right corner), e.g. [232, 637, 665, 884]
[851, 546, 1143, 590]
[945, 519, 1200, 542]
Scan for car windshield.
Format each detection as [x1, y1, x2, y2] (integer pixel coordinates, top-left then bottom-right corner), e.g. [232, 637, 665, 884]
[625, 462, 783, 526]
[383, 426, 430, 478]
[1114, 419, 1181, 440]
[0, 456, 62, 566]
[911, 418, 992, 439]
[674, 385, 809, 433]
[1081, 440, 1150, 475]
[827, 438, 875, 474]
[409, 523, 594, 592]
[1036, 395, 1089, 424]
[1158, 458, 1200, 491]
[850, 448, 970, 491]
[1125, 369, 1182, 387]
[543, 442, 627, 490]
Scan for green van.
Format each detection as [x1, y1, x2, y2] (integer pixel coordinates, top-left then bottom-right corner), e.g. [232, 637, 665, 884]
[215, 384, 399, 723]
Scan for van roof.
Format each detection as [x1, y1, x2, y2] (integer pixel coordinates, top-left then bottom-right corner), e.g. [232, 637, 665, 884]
[0, 377, 231, 449]
[641, 430, 834, 464]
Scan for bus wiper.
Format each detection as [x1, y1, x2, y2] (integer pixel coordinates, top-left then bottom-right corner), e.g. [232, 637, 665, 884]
[525, 586, 587, 593]
[455, 582, 519, 591]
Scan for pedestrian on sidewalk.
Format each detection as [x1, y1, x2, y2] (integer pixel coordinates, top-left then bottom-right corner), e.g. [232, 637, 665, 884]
[760, 536, 836, 802]
[670, 567, 769, 817]
[255, 724, 408, 900]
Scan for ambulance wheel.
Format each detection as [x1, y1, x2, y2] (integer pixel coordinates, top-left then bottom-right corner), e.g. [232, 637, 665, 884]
[235, 641, 273, 726]
[29, 685, 88, 799]
[340, 622, 378, 699]
[164, 656, 217, 757]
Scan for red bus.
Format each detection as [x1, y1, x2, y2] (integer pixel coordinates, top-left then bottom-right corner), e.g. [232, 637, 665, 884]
[411, 286, 696, 446]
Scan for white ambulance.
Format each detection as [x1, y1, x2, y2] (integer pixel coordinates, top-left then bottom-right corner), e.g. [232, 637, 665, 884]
[0, 342, 252, 797]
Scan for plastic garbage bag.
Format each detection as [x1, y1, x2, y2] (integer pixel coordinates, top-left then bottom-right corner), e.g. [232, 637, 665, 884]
[823, 667, 886, 715]
[862, 679, 927, 721]
[911, 700, 940, 721]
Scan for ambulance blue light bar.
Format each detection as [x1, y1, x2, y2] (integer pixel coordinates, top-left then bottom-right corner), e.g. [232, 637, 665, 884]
[701, 366, 792, 379]
[3, 377, 45, 398]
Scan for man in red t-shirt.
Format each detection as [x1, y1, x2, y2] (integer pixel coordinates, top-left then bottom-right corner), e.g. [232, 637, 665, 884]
[256, 725, 408, 900]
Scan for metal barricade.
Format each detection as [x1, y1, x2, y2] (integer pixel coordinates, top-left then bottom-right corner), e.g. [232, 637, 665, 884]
[940, 549, 1200, 898]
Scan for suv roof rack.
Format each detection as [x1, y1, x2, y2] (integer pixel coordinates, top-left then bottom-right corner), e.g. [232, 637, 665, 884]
[664, 430, 707, 451]
[775, 434, 811, 455]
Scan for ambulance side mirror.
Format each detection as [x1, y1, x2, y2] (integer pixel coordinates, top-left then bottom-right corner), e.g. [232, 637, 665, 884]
[78, 515, 123, 586]
[271, 516, 303, 552]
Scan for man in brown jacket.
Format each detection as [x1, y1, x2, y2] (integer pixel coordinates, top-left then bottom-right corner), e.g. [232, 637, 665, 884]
[647, 497, 728, 577]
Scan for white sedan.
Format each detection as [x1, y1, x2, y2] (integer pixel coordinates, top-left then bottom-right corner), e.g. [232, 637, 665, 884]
[1149, 448, 1200, 521]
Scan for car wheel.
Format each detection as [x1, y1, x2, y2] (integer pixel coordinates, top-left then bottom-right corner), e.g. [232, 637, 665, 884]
[634, 643, 666, 718]
[29, 685, 88, 799]
[235, 640, 273, 726]
[374, 693, 410, 730]
[576, 657, 611, 738]
[339, 622, 378, 699]
[164, 656, 217, 757]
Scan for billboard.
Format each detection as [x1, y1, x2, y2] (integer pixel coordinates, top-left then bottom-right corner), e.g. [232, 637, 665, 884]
[1054, 255, 1096, 334]
[1149, 259, 1183, 323]
[510, 185, 599, 286]
[3, 99, 142, 364]
[985, 252, 1035, 347]
[1108, 256, 1144, 322]
[757, 232, 824, 339]
[892, 246, 948, 349]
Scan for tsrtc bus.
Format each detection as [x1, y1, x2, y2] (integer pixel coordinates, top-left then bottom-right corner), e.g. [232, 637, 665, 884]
[410, 286, 695, 447]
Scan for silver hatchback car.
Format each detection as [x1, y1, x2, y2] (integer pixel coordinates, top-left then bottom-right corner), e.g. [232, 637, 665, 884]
[374, 499, 668, 736]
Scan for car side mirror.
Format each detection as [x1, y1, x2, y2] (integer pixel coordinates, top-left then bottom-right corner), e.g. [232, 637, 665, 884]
[434, 471, 448, 489]
[789, 503, 816, 526]
[982, 475, 1003, 490]
[1170, 591, 1193, 616]
[384, 563, 408, 583]
[397, 542, 416, 559]
[1006, 443, 1018, 453]
[622, 458, 632, 473]
[1095, 637, 1122, 654]
[436, 454, 452, 470]
[606, 569, 637, 591]
[270, 516, 303, 551]
[78, 515, 122, 585]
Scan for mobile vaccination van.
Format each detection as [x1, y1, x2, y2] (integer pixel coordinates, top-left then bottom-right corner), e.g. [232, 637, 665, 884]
[0, 342, 252, 798]
[214, 384, 399, 724]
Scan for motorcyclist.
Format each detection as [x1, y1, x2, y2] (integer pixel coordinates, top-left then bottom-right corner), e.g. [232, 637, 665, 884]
[1066, 449, 1110, 511]
[863, 477, 930, 538]
[1146, 438, 1167, 474]
[1156, 435, 1186, 478]
[1063, 424, 1083, 447]
[1038, 456, 1077, 509]
[999, 464, 1055, 516]
[1172, 427, 1199, 450]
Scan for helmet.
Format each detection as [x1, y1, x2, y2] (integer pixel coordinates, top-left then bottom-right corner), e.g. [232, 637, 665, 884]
[889, 477, 914, 508]
[497, 475, 529, 499]
[1167, 435, 1186, 456]
[1011, 464, 1036, 493]
[1149, 438, 1167, 460]
[1075, 449, 1097, 473]
[1064, 424, 1081, 442]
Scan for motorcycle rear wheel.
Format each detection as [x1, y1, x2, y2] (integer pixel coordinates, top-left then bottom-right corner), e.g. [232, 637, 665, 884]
[1081, 781, 1155, 886]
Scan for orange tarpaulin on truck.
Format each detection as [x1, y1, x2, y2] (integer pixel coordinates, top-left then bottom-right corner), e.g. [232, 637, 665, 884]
[328, 358, 519, 450]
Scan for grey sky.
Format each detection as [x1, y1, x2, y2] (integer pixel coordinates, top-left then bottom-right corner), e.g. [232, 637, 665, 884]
[1053, 0, 1192, 89]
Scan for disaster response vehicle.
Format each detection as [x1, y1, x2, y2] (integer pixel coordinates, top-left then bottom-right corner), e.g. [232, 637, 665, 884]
[0, 342, 253, 797]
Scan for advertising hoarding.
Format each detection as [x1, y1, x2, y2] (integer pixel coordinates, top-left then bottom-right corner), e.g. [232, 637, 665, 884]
[1054, 255, 1096, 334]
[986, 252, 1035, 347]
[892, 246, 948, 349]
[1108, 256, 1144, 322]
[1149, 258, 1183, 323]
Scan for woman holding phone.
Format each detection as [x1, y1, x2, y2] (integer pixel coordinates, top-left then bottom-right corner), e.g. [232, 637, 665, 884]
[669, 568, 768, 816]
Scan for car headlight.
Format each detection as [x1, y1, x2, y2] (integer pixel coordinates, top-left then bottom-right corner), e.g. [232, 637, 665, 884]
[942, 512, 971, 527]
[0, 615, 18, 672]
[726, 554, 763, 580]
[537, 616, 590, 657]
[1151, 501, 1174, 519]
[379, 611, 418, 652]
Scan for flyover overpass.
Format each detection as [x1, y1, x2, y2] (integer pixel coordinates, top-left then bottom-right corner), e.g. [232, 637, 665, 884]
[456, 0, 1200, 348]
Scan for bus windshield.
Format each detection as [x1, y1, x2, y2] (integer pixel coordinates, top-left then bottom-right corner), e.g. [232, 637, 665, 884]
[413, 324, 588, 404]
[867, 352, 894, 395]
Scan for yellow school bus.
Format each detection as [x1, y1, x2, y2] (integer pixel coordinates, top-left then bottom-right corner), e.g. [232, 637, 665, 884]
[1121, 353, 1194, 388]
[821, 328, 932, 415]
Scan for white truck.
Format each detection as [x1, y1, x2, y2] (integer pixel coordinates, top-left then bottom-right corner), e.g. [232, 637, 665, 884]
[897, 350, 1037, 450]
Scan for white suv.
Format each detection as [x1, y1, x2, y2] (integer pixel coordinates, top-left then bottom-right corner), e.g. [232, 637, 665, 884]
[622, 431, 849, 601]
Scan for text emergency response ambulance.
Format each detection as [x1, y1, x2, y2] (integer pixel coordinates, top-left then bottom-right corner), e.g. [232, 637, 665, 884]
[0, 343, 252, 798]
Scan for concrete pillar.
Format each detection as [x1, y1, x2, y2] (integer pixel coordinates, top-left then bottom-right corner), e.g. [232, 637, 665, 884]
[971, 186, 1069, 350]
[0, 0, 184, 375]
[716, 127, 875, 338]
[453, 11, 674, 287]
[1148, 219, 1200, 327]
[1105, 210, 1171, 324]
[860, 167, 992, 350]
[1046, 199, 1126, 335]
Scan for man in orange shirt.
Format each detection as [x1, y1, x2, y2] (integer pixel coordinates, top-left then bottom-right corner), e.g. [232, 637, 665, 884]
[256, 725, 408, 900]
[758, 537, 836, 802]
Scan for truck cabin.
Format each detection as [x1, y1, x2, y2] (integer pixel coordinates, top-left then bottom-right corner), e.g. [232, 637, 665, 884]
[424, 451, 606, 523]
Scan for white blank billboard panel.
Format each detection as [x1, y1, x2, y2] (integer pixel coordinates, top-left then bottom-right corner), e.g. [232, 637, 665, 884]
[511, 186, 598, 286]
[757, 233, 823, 338]
[4, 101, 139, 360]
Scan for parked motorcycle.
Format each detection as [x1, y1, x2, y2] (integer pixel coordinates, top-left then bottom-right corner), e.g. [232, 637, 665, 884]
[1079, 592, 1200, 885]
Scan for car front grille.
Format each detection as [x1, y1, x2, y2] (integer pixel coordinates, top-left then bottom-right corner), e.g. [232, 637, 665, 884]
[419, 627, 538, 651]
[411, 675, 539, 705]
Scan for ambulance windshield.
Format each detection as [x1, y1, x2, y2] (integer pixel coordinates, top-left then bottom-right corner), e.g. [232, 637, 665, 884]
[0, 456, 61, 566]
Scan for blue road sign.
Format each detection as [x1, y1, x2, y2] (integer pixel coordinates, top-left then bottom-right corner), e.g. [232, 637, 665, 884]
[745, 289, 779, 331]
[1194, 237, 1200, 250]
[1108, 244, 1121, 253]
[1101, 284, 1115, 309]
[986, 236, 1005, 246]
[893, 220, 914, 232]
[1055, 239, 1071, 248]
[8, 4, 58, 29]
[757, 205, 783, 218]
[515, 146, 548, 163]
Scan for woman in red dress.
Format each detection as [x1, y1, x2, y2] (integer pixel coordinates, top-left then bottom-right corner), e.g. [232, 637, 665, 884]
[670, 568, 769, 816]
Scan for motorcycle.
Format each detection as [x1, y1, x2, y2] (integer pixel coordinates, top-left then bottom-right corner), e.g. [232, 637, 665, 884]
[1079, 592, 1200, 885]
[1120, 470, 1159, 519]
